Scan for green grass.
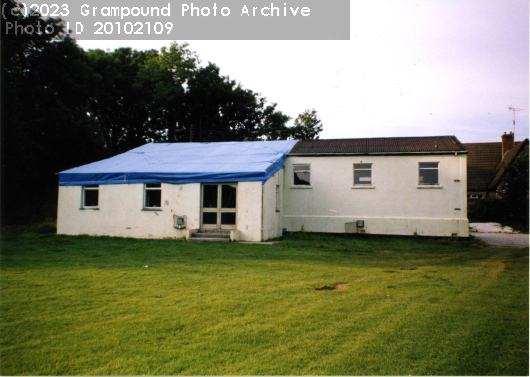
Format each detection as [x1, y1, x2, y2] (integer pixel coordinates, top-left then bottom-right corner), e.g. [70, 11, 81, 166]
[1, 230, 528, 375]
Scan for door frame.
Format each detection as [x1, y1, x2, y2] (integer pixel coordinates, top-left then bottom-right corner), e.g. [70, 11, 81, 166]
[200, 183, 237, 230]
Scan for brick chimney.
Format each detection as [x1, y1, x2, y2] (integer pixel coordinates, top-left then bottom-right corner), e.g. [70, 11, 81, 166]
[501, 132, 515, 156]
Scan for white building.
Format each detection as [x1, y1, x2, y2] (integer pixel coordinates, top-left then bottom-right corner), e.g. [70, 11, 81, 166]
[57, 136, 469, 241]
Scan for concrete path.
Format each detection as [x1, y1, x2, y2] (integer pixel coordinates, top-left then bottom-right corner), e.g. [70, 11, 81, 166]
[469, 222, 528, 247]
[472, 232, 529, 247]
[469, 222, 519, 233]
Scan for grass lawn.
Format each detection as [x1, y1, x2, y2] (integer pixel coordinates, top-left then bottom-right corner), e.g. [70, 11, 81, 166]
[0, 229, 528, 375]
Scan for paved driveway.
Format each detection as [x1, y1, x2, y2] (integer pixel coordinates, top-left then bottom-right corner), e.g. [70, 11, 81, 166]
[472, 233, 529, 247]
[469, 222, 529, 247]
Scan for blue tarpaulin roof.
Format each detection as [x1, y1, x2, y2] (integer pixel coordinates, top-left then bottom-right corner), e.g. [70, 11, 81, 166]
[59, 140, 298, 186]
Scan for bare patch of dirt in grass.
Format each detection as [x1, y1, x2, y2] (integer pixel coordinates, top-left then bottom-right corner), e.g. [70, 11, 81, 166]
[315, 283, 349, 291]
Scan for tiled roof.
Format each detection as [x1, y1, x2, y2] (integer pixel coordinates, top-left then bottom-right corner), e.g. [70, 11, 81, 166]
[462, 142, 502, 191]
[488, 140, 529, 190]
[462, 139, 528, 192]
[288, 136, 466, 155]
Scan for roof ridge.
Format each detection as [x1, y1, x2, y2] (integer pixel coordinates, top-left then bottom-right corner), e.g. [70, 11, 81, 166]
[302, 135, 458, 141]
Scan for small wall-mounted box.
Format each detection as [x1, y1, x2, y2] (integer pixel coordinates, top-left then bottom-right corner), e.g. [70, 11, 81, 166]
[173, 215, 187, 229]
[345, 220, 365, 233]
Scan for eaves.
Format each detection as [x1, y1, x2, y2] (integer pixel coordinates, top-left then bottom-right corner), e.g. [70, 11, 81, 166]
[287, 151, 468, 157]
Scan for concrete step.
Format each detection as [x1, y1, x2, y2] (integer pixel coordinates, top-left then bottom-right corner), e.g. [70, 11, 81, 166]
[192, 232, 230, 239]
[189, 237, 230, 242]
[196, 229, 231, 234]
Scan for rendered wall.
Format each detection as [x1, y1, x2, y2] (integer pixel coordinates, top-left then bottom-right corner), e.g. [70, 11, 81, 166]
[261, 170, 283, 241]
[236, 181, 263, 241]
[57, 183, 201, 238]
[282, 154, 469, 237]
[57, 181, 266, 241]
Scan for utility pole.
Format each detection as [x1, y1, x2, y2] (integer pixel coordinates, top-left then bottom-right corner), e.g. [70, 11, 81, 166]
[508, 107, 523, 134]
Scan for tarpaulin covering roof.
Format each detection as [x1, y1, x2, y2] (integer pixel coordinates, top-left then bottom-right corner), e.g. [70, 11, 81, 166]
[59, 140, 298, 186]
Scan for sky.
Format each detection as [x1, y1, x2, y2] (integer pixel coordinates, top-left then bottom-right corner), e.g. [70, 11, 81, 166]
[77, 0, 529, 143]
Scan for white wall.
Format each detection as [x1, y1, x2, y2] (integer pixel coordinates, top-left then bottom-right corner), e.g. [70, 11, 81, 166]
[236, 181, 263, 241]
[58, 183, 201, 239]
[261, 170, 283, 241]
[57, 181, 266, 241]
[57, 154, 468, 241]
[282, 154, 469, 237]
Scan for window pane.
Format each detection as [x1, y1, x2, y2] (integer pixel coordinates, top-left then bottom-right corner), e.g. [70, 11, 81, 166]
[221, 185, 236, 209]
[202, 212, 217, 225]
[203, 185, 218, 208]
[221, 212, 236, 225]
[84, 188, 98, 207]
[419, 169, 439, 184]
[146, 183, 161, 188]
[419, 162, 438, 169]
[354, 169, 372, 184]
[145, 189, 161, 207]
[293, 164, 310, 171]
[294, 171, 311, 185]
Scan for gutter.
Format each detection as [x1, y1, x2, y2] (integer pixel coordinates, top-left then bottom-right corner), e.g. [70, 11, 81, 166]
[287, 151, 468, 157]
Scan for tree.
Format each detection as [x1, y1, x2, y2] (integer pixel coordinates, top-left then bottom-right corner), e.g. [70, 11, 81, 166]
[256, 103, 291, 140]
[185, 63, 266, 142]
[290, 109, 323, 140]
[2, 0, 302, 225]
[87, 47, 154, 152]
[135, 43, 198, 143]
[500, 149, 529, 225]
[2, 1, 106, 224]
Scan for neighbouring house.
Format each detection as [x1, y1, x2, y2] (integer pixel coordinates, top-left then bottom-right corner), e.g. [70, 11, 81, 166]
[463, 132, 529, 200]
[57, 136, 470, 241]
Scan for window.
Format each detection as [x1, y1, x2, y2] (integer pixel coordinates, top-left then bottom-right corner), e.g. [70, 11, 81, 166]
[293, 164, 311, 186]
[419, 162, 439, 185]
[82, 185, 99, 208]
[354, 163, 372, 185]
[275, 185, 281, 212]
[144, 183, 162, 208]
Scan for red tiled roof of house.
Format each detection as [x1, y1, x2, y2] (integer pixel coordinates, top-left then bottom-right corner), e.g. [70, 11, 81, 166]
[288, 136, 466, 155]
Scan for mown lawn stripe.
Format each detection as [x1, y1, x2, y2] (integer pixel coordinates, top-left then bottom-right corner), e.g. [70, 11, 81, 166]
[0, 231, 527, 375]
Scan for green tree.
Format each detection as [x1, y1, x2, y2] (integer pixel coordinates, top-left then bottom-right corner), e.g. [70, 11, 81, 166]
[185, 63, 264, 142]
[2, 0, 300, 224]
[290, 109, 323, 140]
[256, 103, 292, 140]
[135, 43, 198, 143]
[2, 1, 105, 224]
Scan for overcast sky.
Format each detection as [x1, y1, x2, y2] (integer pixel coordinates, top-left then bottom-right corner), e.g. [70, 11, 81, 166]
[77, 0, 529, 143]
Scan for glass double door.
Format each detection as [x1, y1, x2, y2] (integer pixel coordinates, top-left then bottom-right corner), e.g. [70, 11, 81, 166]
[201, 184, 237, 229]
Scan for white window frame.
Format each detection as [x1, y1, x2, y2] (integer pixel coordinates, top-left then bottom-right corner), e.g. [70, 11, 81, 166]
[353, 163, 373, 186]
[292, 164, 311, 187]
[418, 162, 440, 186]
[144, 183, 162, 209]
[82, 185, 99, 209]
